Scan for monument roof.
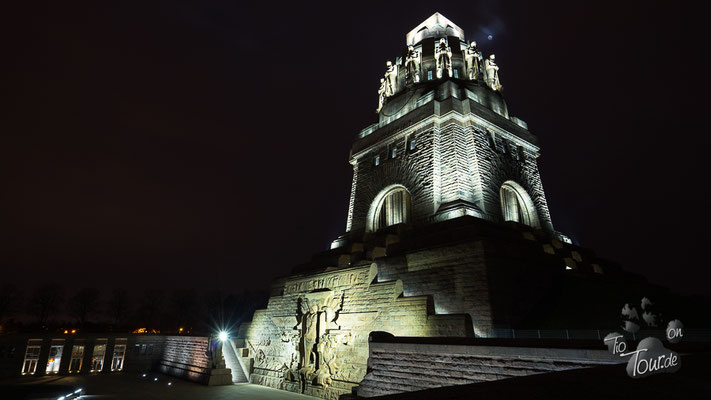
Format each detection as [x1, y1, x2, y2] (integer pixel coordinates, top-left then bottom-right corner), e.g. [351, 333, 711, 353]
[406, 12, 465, 46]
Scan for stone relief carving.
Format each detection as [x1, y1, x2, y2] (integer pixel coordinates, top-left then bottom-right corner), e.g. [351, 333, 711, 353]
[435, 38, 453, 79]
[283, 264, 375, 294]
[284, 292, 348, 391]
[405, 46, 421, 84]
[484, 54, 502, 91]
[465, 41, 483, 81]
[247, 265, 380, 398]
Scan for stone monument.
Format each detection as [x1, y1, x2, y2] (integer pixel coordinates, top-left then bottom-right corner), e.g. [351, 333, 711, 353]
[238, 12, 659, 399]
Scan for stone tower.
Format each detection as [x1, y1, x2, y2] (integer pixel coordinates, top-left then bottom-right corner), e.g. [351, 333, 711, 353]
[238, 13, 641, 400]
[340, 12, 559, 241]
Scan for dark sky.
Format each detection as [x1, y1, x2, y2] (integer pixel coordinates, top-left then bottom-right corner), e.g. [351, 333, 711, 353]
[3, 1, 708, 296]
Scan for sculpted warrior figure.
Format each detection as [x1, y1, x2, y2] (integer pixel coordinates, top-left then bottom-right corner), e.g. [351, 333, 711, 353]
[299, 302, 319, 368]
[404, 45, 421, 84]
[376, 78, 386, 113]
[465, 41, 483, 80]
[435, 38, 453, 79]
[484, 54, 502, 91]
[384, 61, 398, 97]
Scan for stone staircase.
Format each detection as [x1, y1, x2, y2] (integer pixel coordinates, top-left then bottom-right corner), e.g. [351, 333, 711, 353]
[223, 339, 248, 383]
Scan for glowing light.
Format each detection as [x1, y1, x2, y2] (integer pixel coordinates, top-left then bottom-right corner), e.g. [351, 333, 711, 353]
[64, 330, 68, 334]
[142, 373, 146, 377]
[75, 388, 83, 393]
[218, 331, 228, 342]
[488, 34, 493, 40]
[154, 377, 158, 382]
[71, 330, 76, 334]
[168, 382, 172, 386]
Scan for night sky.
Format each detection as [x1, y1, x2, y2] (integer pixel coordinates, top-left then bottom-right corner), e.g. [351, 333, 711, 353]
[4, 1, 708, 296]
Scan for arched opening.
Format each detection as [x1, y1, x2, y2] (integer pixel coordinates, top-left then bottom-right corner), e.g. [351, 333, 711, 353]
[500, 181, 540, 228]
[368, 185, 412, 232]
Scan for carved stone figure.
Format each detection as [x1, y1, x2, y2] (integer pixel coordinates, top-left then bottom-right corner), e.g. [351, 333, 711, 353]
[376, 78, 386, 114]
[299, 302, 319, 368]
[465, 41, 483, 80]
[484, 54, 502, 91]
[404, 45, 421, 84]
[435, 38, 453, 79]
[384, 61, 398, 97]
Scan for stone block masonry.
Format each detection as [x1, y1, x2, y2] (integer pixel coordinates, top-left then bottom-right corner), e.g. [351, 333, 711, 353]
[357, 336, 622, 397]
[158, 336, 212, 384]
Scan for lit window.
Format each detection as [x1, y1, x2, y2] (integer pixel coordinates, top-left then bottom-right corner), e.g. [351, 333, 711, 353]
[111, 340, 127, 371]
[453, 69, 459, 78]
[391, 146, 397, 159]
[408, 136, 416, 151]
[140, 344, 146, 355]
[427, 70, 433, 80]
[372, 187, 412, 231]
[500, 181, 541, 228]
[21, 340, 42, 375]
[46, 341, 64, 374]
[485, 132, 496, 149]
[374, 155, 380, 166]
[91, 341, 107, 372]
[69, 345, 84, 373]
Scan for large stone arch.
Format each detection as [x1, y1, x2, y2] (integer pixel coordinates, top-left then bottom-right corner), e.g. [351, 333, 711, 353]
[366, 184, 412, 232]
[499, 180, 541, 228]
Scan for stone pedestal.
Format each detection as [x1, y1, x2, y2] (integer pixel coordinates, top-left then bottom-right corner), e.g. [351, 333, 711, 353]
[206, 368, 233, 386]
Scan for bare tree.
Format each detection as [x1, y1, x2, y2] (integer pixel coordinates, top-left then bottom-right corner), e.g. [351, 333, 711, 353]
[170, 289, 197, 332]
[107, 288, 131, 328]
[139, 289, 164, 331]
[0, 283, 22, 324]
[68, 288, 101, 328]
[27, 284, 64, 327]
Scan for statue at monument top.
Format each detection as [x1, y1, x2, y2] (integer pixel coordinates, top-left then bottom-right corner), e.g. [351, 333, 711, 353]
[465, 41, 483, 81]
[376, 78, 386, 114]
[405, 46, 421, 84]
[484, 54, 502, 91]
[384, 61, 398, 97]
[435, 38, 453, 79]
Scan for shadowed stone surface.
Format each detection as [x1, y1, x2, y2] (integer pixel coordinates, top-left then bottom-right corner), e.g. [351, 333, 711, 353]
[0, 373, 318, 400]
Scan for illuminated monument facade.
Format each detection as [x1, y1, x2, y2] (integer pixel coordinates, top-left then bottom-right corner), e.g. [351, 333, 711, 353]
[237, 13, 627, 399]
[343, 12, 555, 237]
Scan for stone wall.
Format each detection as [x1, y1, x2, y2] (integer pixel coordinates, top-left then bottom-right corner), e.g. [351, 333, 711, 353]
[238, 262, 471, 399]
[157, 336, 212, 383]
[377, 241, 493, 336]
[348, 118, 438, 234]
[357, 337, 621, 397]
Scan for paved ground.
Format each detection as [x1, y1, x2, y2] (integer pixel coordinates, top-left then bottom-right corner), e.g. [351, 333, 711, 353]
[0, 372, 318, 399]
